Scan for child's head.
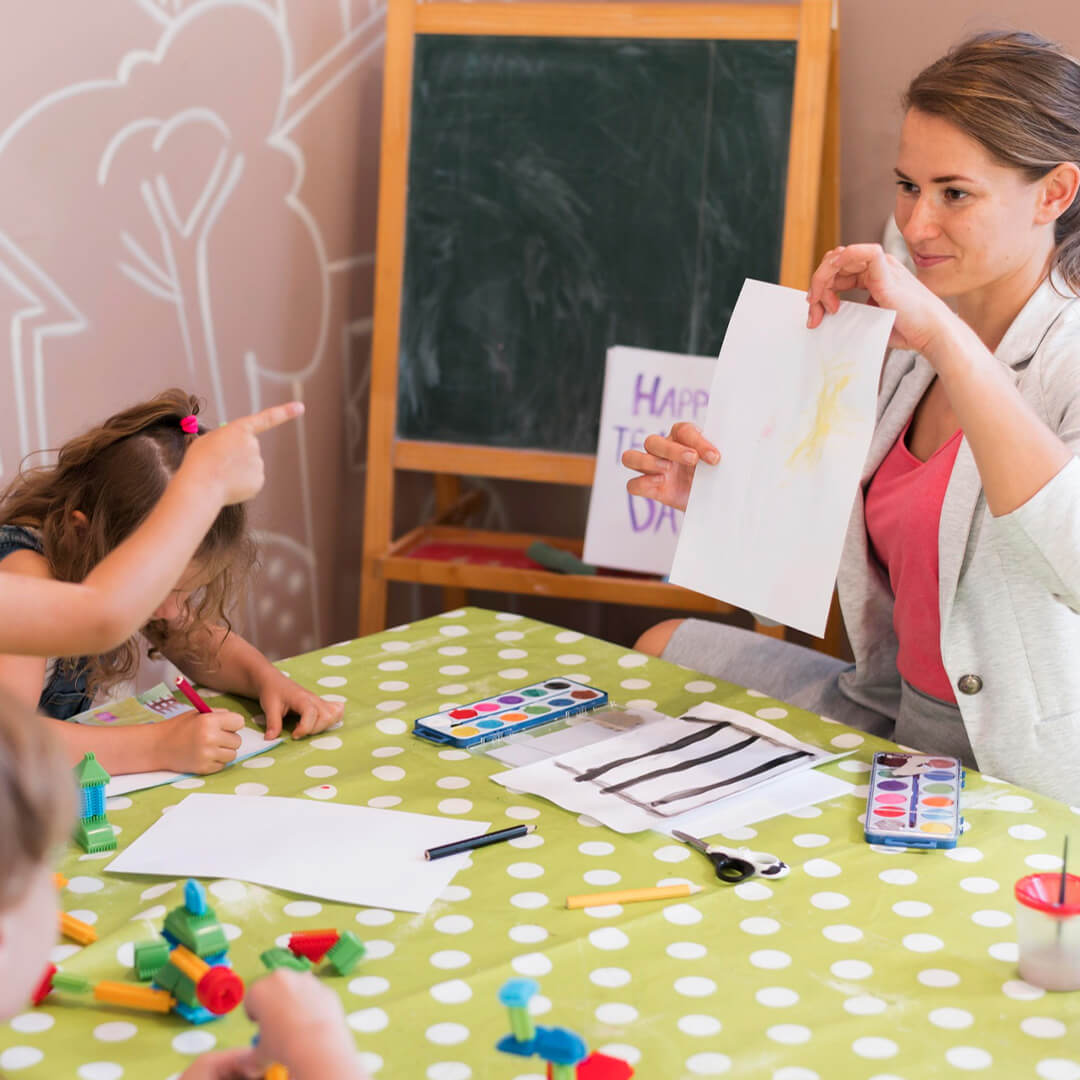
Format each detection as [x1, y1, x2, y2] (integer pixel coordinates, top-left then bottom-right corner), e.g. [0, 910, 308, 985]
[0, 687, 75, 1018]
[0, 389, 255, 692]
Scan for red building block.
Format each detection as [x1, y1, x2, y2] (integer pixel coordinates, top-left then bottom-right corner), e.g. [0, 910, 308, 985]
[288, 929, 340, 963]
[196, 966, 245, 1015]
[31, 965, 56, 1005]
[546, 1052, 634, 1080]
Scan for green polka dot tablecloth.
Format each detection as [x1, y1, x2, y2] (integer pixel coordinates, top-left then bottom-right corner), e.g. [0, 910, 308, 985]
[5, 607, 1080, 1080]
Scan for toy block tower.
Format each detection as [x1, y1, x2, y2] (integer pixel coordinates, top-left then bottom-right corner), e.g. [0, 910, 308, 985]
[73, 752, 116, 854]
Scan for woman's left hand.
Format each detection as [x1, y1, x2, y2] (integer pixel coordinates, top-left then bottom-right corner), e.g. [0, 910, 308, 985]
[806, 243, 955, 356]
[257, 667, 344, 740]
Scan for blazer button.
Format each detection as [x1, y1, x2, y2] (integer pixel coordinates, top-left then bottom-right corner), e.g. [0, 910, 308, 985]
[957, 674, 983, 695]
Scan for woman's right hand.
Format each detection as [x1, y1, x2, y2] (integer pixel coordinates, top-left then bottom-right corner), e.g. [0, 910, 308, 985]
[621, 422, 720, 512]
[156, 708, 245, 774]
[181, 402, 305, 506]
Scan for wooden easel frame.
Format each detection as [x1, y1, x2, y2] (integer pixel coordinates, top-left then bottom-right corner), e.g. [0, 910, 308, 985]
[360, 0, 841, 645]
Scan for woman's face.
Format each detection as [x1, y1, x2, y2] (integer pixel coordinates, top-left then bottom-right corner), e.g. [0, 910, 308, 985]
[893, 108, 1053, 300]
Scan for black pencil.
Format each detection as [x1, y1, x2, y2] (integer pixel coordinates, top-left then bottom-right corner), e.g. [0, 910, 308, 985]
[424, 824, 536, 861]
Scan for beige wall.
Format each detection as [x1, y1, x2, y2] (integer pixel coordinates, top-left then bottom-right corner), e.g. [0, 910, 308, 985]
[2, 2, 1077, 658]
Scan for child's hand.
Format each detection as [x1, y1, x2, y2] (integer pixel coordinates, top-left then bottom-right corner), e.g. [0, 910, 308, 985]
[157, 708, 245, 773]
[178, 1047, 261, 1080]
[257, 668, 344, 740]
[182, 402, 304, 506]
[247, 970, 368, 1079]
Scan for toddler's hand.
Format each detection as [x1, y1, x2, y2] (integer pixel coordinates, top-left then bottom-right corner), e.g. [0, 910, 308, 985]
[182, 402, 304, 505]
[247, 970, 368, 1079]
[178, 1047, 260, 1080]
[158, 708, 245, 774]
[258, 669, 344, 740]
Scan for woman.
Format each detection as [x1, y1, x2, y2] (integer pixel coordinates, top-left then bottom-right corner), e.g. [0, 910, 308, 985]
[623, 31, 1080, 802]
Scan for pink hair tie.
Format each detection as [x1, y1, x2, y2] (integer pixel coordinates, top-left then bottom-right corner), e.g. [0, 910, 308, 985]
[179, 415, 199, 435]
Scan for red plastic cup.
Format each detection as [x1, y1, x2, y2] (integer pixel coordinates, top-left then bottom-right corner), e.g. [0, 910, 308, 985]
[1014, 872, 1080, 991]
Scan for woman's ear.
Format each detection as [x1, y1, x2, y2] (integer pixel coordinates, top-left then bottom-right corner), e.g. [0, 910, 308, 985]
[71, 510, 89, 530]
[1035, 162, 1080, 226]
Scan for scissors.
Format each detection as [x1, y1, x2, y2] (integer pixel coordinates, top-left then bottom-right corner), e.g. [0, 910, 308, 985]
[672, 830, 789, 883]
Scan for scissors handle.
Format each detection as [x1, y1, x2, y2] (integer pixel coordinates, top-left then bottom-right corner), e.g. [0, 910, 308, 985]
[711, 852, 757, 883]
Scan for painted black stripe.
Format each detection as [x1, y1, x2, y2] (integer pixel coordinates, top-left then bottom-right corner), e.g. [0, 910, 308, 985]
[599, 735, 760, 794]
[572, 722, 731, 783]
[648, 749, 812, 808]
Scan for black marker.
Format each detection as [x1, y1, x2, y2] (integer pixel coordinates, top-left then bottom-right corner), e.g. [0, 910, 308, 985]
[424, 824, 536, 861]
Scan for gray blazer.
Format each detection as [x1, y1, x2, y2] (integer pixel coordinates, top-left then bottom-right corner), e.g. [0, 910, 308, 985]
[836, 274, 1080, 802]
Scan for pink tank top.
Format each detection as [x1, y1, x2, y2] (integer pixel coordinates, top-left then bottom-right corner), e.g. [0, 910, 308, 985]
[864, 418, 963, 703]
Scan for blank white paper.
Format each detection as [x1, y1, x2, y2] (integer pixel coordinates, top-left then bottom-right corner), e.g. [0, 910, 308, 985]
[106, 793, 490, 913]
[669, 279, 895, 636]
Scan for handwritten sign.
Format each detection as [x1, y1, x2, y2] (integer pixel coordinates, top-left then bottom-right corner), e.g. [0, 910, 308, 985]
[584, 346, 715, 575]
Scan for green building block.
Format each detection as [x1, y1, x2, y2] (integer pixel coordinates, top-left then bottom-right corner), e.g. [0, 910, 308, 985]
[260, 947, 312, 972]
[164, 904, 227, 958]
[152, 960, 200, 1008]
[73, 817, 117, 854]
[326, 932, 366, 976]
[134, 939, 171, 981]
[73, 752, 111, 788]
[51, 971, 92, 994]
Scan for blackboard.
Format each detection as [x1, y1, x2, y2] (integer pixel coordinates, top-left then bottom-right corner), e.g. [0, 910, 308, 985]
[397, 34, 796, 453]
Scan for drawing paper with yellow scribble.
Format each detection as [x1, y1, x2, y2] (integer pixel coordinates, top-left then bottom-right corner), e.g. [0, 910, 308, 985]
[669, 279, 895, 636]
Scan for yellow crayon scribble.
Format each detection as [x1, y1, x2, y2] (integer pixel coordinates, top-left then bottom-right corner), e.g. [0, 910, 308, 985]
[787, 357, 855, 468]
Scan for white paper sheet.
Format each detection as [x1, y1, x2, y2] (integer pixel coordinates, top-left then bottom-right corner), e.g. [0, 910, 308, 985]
[491, 705, 843, 833]
[105, 728, 282, 798]
[105, 793, 490, 913]
[669, 279, 895, 636]
[583, 345, 716, 574]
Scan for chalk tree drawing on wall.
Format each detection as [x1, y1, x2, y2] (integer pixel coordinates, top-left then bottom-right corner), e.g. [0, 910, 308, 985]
[0, 0, 385, 656]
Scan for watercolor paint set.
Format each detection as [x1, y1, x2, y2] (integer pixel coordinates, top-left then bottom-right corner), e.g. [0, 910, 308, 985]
[412, 678, 609, 748]
[864, 751, 965, 849]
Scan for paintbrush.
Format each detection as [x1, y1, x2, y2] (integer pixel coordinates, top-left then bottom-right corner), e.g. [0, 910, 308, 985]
[1057, 835, 1069, 943]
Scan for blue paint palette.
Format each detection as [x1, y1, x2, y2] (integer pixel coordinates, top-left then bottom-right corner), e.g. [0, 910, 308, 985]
[864, 751, 965, 849]
[412, 679, 608, 748]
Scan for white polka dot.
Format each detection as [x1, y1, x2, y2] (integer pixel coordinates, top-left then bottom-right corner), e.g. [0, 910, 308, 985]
[172, 1030, 216, 1054]
[435, 776, 470, 791]
[664, 903, 703, 926]
[437, 646, 467, 656]
[77, 1065, 123, 1080]
[1002, 979, 1045, 1000]
[510, 892, 548, 910]
[803, 858, 842, 878]
[590, 967, 631, 988]
[1027, 854, 1066, 871]
[755, 707, 789, 720]
[322, 653, 353, 665]
[944, 846, 984, 863]
[595, 1003, 638, 1025]
[740, 917, 780, 935]
[811, 891, 850, 910]
[67, 876, 105, 894]
[930, 1008, 974, 1029]
[506, 806, 541, 821]
[993, 795, 1034, 812]
[498, 668, 529, 680]
[283, 901, 322, 918]
[497, 649, 527, 661]
[684, 680, 717, 693]
[1009, 824, 1047, 840]
[654, 844, 692, 863]
[972, 909, 1012, 928]
[745, 949, 790, 970]
[427, 1022, 469, 1044]
[512, 953, 552, 977]
[372, 746, 404, 758]
[838, 759, 872, 773]
[903, 933, 944, 952]
[373, 765, 406, 782]
[577, 814, 603, 827]
[438, 684, 469, 696]
[9, 1012, 55, 1034]
[919, 968, 961, 988]
[621, 678, 651, 690]
[767, 1024, 810, 1045]
[139, 882, 178, 901]
[944, 1047, 993, 1070]
[852, 1037, 898, 1059]
[788, 805, 823, 819]
[305, 784, 337, 800]
[318, 675, 348, 688]
[830, 732, 864, 748]
[347, 1008, 390, 1033]
[879, 868, 918, 885]
[556, 653, 586, 666]
[434, 915, 472, 934]
[368, 795, 402, 809]
[843, 995, 887, 1015]
[1036, 1060, 1080, 1080]
[0, 1048, 44, 1070]
[430, 949, 470, 970]
[507, 862, 544, 879]
[831, 960, 873, 980]
[376, 718, 407, 735]
[355, 909, 395, 927]
[1023, 1018, 1068, 1039]
[675, 976, 717, 998]
[67, 908, 99, 925]
[625, 698, 657, 710]
[495, 630, 525, 642]
[793, 833, 830, 848]
[617, 653, 648, 668]
[232, 781, 269, 796]
[589, 928, 629, 950]
[429, 980, 472, 1006]
[667, 942, 707, 960]
[823, 925, 863, 944]
[378, 660, 408, 671]
[509, 924, 548, 945]
[960, 877, 1000, 894]
[989, 942, 1019, 962]
[584, 904, 624, 919]
[772, 1071, 819, 1080]
[583, 869, 621, 887]
[756, 987, 798, 1007]
[348, 976, 390, 997]
[734, 880, 774, 900]
[426, 1064, 470, 1080]
[677, 1014, 722, 1037]
[241, 755, 276, 770]
[579, 841, 615, 856]
[685, 1052, 732, 1074]
[131, 904, 167, 922]
[893, 900, 933, 918]
[439, 799, 473, 815]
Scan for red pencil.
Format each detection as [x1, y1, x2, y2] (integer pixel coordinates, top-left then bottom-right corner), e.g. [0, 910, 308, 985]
[175, 675, 211, 714]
